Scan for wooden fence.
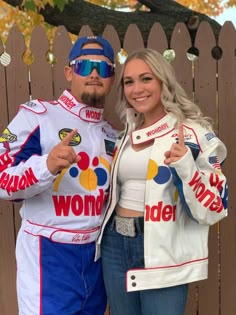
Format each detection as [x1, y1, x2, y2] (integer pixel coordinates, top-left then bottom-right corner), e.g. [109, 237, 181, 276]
[0, 21, 236, 315]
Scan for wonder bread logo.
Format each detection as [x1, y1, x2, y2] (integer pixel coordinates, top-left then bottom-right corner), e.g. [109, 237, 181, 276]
[59, 128, 81, 146]
[0, 128, 17, 143]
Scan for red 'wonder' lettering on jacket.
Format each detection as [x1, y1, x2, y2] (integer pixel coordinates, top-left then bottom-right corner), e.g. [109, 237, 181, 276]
[146, 123, 168, 137]
[188, 171, 223, 213]
[0, 152, 13, 172]
[0, 167, 38, 196]
[145, 201, 176, 222]
[85, 110, 102, 121]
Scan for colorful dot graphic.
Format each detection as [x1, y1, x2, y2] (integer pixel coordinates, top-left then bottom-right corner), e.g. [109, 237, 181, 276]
[146, 159, 178, 201]
[147, 159, 171, 184]
[53, 151, 110, 192]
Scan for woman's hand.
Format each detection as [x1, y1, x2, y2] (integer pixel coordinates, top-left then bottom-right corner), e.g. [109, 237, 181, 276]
[164, 124, 188, 165]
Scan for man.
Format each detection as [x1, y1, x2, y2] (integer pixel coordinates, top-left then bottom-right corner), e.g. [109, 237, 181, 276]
[0, 36, 117, 315]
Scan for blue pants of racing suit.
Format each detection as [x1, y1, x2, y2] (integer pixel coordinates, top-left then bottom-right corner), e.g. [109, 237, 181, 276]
[16, 230, 106, 315]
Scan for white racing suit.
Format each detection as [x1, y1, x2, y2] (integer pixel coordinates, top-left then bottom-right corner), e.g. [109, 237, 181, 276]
[0, 89, 117, 314]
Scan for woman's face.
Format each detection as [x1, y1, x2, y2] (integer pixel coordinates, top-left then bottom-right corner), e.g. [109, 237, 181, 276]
[123, 58, 165, 123]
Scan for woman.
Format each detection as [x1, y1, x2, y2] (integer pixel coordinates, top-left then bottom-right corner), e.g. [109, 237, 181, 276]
[95, 48, 228, 315]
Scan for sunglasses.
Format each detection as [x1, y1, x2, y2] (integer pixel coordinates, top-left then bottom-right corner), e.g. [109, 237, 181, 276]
[70, 59, 115, 78]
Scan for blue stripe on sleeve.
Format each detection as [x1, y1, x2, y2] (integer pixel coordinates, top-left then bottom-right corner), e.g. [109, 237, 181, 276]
[170, 167, 199, 223]
[13, 126, 41, 166]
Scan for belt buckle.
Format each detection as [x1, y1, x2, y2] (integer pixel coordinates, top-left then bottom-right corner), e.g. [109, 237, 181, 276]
[115, 216, 136, 237]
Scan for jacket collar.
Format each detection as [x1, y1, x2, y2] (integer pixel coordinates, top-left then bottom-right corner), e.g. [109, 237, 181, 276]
[58, 90, 104, 123]
[126, 108, 177, 144]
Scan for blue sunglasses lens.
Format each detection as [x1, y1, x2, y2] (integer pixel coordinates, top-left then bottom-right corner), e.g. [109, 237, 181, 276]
[72, 60, 114, 78]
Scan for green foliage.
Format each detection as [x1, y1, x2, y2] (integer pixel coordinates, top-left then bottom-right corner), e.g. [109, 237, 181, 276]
[22, 0, 71, 12]
[24, 0, 36, 11]
[54, 0, 70, 11]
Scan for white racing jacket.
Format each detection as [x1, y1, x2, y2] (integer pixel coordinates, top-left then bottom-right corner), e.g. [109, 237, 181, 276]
[96, 108, 228, 291]
[0, 90, 117, 240]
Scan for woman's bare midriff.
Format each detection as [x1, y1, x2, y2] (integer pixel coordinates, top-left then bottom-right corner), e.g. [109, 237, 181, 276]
[116, 205, 144, 217]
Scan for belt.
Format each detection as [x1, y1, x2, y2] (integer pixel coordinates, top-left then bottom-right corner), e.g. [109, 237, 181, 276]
[114, 214, 144, 237]
[22, 220, 100, 244]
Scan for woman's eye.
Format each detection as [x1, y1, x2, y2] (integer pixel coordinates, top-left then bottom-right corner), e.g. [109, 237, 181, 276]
[143, 77, 152, 82]
[124, 80, 133, 85]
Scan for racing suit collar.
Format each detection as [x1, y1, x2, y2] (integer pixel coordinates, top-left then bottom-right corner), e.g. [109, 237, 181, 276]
[58, 90, 104, 123]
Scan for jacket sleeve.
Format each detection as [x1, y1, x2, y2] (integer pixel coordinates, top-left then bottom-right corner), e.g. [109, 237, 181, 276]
[0, 106, 56, 201]
[170, 132, 228, 225]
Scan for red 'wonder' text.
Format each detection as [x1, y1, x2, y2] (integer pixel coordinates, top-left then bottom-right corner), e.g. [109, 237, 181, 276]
[188, 171, 223, 213]
[53, 189, 105, 216]
[145, 201, 176, 222]
[0, 167, 38, 196]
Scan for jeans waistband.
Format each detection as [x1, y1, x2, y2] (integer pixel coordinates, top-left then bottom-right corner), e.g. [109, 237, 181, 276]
[23, 220, 100, 244]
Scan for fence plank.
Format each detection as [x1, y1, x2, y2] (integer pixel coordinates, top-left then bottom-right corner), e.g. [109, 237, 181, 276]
[0, 200, 18, 315]
[0, 36, 8, 133]
[171, 22, 193, 99]
[123, 24, 144, 54]
[103, 25, 122, 129]
[147, 22, 168, 54]
[170, 23, 196, 314]
[5, 24, 25, 266]
[52, 25, 71, 100]
[218, 21, 236, 315]
[78, 25, 94, 38]
[30, 26, 53, 100]
[194, 21, 219, 315]
[194, 21, 218, 121]
[5, 26, 30, 120]
[0, 37, 18, 315]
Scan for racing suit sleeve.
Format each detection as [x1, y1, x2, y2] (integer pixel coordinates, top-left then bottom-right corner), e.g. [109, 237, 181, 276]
[169, 136, 228, 225]
[0, 107, 56, 201]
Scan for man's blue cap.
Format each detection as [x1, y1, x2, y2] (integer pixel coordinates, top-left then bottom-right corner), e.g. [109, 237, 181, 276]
[69, 36, 114, 64]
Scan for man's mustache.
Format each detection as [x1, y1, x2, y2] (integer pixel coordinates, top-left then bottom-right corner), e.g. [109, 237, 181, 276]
[85, 80, 103, 86]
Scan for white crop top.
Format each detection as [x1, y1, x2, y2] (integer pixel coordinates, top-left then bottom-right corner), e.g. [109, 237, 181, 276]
[117, 140, 152, 212]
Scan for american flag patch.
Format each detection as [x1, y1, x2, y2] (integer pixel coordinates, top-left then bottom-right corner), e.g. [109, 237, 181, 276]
[209, 156, 221, 169]
[205, 132, 216, 141]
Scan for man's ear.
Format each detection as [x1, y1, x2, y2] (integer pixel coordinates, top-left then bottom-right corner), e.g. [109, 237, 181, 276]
[64, 66, 73, 82]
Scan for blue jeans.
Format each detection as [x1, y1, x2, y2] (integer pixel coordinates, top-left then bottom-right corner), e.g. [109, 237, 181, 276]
[101, 214, 188, 315]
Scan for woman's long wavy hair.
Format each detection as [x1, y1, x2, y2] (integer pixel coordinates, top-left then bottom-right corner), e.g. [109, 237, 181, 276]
[116, 48, 213, 130]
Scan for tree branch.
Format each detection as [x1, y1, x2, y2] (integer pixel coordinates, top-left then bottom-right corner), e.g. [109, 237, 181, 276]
[3, 0, 221, 44]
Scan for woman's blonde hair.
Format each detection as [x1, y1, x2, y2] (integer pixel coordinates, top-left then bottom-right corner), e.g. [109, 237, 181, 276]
[116, 48, 213, 130]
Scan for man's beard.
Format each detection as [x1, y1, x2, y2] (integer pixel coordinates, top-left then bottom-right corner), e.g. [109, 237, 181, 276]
[81, 92, 106, 109]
